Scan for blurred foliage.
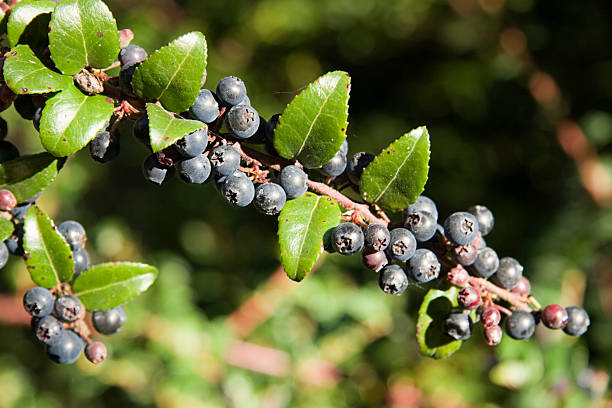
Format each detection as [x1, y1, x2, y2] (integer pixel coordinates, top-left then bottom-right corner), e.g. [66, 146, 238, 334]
[0, 0, 611, 407]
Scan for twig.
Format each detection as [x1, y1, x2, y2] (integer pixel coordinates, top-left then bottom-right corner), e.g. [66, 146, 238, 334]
[469, 276, 531, 312]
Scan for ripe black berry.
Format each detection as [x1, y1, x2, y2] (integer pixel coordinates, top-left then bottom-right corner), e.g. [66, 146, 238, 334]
[118, 44, 148, 68]
[142, 154, 174, 185]
[226, 104, 260, 139]
[445, 312, 473, 341]
[331, 222, 364, 255]
[58, 220, 87, 251]
[364, 223, 390, 252]
[210, 145, 241, 176]
[492, 257, 523, 289]
[279, 165, 308, 199]
[89, 129, 120, 163]
[505, 310, 536, 340]
[176, 154, 211, 184]
[404, 210, 437, 242]
[346, 152, 374, 184]
[472, 247, 499, 278]
[408, 248, 440, 283]
[33, 315, 64, 345]
[92, 306, 127, 335]
[443, 212, 479, 246]
[54, 295, 83, 322]
[23, 287, 54, 317]
[222, 171, 255, 207]
[73, 248, 90, 278]
[541, 304, 568, 329]
[387, 228, 416, 262]
[254, 182, 286, 215]
[378, 264, 409, 295]
[216, 76, 247, 106]
[563, 306, 590, 336]
[404, 195, 438, 221]
[321, 152, 347, 177]
[175, 128, 208, 158]
[468, 205, 494, 236]
[190, 89, 220, 123]
[46, 330, 84, 364]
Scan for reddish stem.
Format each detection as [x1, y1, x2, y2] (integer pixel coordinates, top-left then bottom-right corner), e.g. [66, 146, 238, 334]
[469, 276, 531, 312]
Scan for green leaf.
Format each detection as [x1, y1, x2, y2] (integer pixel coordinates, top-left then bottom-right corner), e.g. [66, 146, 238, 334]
[132, 32, 207, 113]
[360, 126, 430, 212]
[146, 103, 205, 152]
[0, 218, 14, 242]
[23, 205, 75, 288]
[72, 262, 158, 310]
[0, 153, 64, 202]
[7, 0, 55, 48]
[278, 192, 341, 281]
[416, 287, 463, 359]
[39, 85, 114, 157]
[48, 0, 120, 75]
[3, 44, 72, 95]
[274, 71, 350, 169]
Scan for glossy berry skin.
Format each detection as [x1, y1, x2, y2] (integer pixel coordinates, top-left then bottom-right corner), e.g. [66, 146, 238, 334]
[279, 165, 308, 199]
[210, 145, 241, 176]
[362, 250, 388, 272]
[118, 44, 148, 68]
[85, 341, 108, 364]
[190, 89, 220, 123]
[0, 242, 8, 269]
[221, 171, 255, 207]
[6, 225, 24, 256]
[226, 105, 260, 139]
[58, 220, 86, 251]
[484, 325, 503, 346]
[119, 65, 136, 94]
[447, 264, 469, 287]
[254, 182, 286, 215]
[323, 228, 335, 253]
[321, 152, 347, 177]
[266, 113, 281, 143]
[133, 116, 150, 146]
[387, 228, 416, 262]
[0, 140, 19, 163]
[0, 189, 16, 211]
[405, 195, 438, 221]
[10, 202, 31, 222]
[46, 330, 84, 364]
[444, 212, 479, 246]
[89, 130, 120, 163]
[471, 231, 486, 250]
[331, 222, 364, 255]
[339, 139, 348, 156]
[246, 116, 268, 144]
[347, 152, 374, 184]
[408, 248, 441, 283]
[563, 306, 590, 336]
[541, 304, 568, 329]
[472, 247, 499, 278]
[93, 306, 127, 335]
[378, 265, 409, 295]
[364, 223, 390, 252]
[23, 287, 54, 317]
[445, 312, 473, 341]
[33, 315, 64, 346]
[175, 129, 208, 158]
[453, 243, 478, 266]
[505, 310, 536, 340]
[54, 295, 83, 323]
[511, 277, 531, 296]
[216, 76, 247, 106]
[404, 210, 437, 242]
[73, 248, 90, 278]
[142, 154, 174, 185]
[468, 205, 494, 236]
[481, 307, 501, 327]
[176, 154, 211, 184]
[492, 257, 523, 289]
[458, 286, 481, 310]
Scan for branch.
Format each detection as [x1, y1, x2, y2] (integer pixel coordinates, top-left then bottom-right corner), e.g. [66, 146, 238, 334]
[469, 276, 532, 312]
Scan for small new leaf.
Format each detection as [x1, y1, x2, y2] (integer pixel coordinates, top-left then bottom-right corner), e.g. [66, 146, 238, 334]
[23, 205, 75, 288]
[0, 153, 64, 202]
[278, 193, 341, 281]
[72, 262, 158, 310]
[48, 0, 120, 75]
[360, 126, 430, 212]
[416, 286, 463, 359]
[39, 85, 114, 157]
[146, 103, 206, 152]
[274, 71, 350, 168]
[3, 44, 72, 94]
[132, 32, 207, 113]
[7, 0, 56, 48]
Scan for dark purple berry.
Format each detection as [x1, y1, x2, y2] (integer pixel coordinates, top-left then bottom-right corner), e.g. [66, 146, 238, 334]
[387, 228, 416, 262]
[92, 306, 127, 335]
[175, 128, 208, 158]
[34, 315, 64, 345]
[362, 250, 388, 272]
[364, 223, 390, 252]
[176, 154, 211, 184]
[472, 247, 499, 278]
[331, 222, 364, 255]
[445, 312, 472, 341]
[541, 304, 568, 329]
[511, 277, 531, 296]
[73, 248, 90, 278]
[279, 165, 307, 199]
[408, 248, 440, 283]
[189, 89, 220, 123]
[444, 212, 479, 246]
[563, 306, 590, 336]
[404, 195, 438, 221]
[54, 295, 82, 322]
[492, 257, 523, 289]
[321, 152, 347, 177]
[505, 310, 536, 340]
[89, 129, 120, 163]
[378, 264, 409, 295]
[23, 287, 54, 317]
[346, 152, 374, 184]
[118, 44, 147, 68]
[404, 210, 436, 242]
[210, 145, 240, 176]
[216, 76, 247, 106]
[468, 205, 494, 236]
[46, 330, 84, 364]
[221, 171, 255, 207]
[142, 154, 174, 185]
[458, 286, 481, 310]
[226, 104, 260, 139]
[58, 220, 86, 251]
[254, 182, 286, 215]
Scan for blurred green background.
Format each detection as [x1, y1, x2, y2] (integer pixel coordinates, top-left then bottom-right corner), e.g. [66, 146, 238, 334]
[0, 0, 611, 406]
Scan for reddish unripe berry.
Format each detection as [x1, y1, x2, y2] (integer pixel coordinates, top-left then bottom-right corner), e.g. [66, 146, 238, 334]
[458, 286, 481, 310]
[541, 304, 569, 329]
[470, 231, 485, 250]
[85, 341, 108, 364]
[511, 277, 531, 296]
[453, 243, 478, 266]
[481, 307, 501, 327]
[0, 189, 17, 211]
[362, 250, 388, 272]
[484, 324, 502, 346]
[447, 264, 469, 287]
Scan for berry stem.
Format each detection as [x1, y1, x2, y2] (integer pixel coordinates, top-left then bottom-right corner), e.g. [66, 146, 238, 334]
[469, 276, 532, 312]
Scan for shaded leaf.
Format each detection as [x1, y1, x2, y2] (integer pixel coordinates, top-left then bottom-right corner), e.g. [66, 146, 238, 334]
[48, 0, 120, 75]
[278, 192, 341, 281]
[7, 0, 55, 48]
[274, 71, 350, 168]
[23, 205, 75, 288]
[132, 32, 207, 113]
[360, 126, 430, 212]
[0, 153, 64, 202]
[416, 286, 463, 359]
[39, 85, 114, 157]
[72, 262, 158, 310]
[3, 44, 72, 94]
[0, 218, 14, 242]
[146, 103, 205, 152]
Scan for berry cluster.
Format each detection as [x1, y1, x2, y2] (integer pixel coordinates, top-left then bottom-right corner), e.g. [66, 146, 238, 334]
[22, 220, 127, 364]
[325, 195, 590, 346]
